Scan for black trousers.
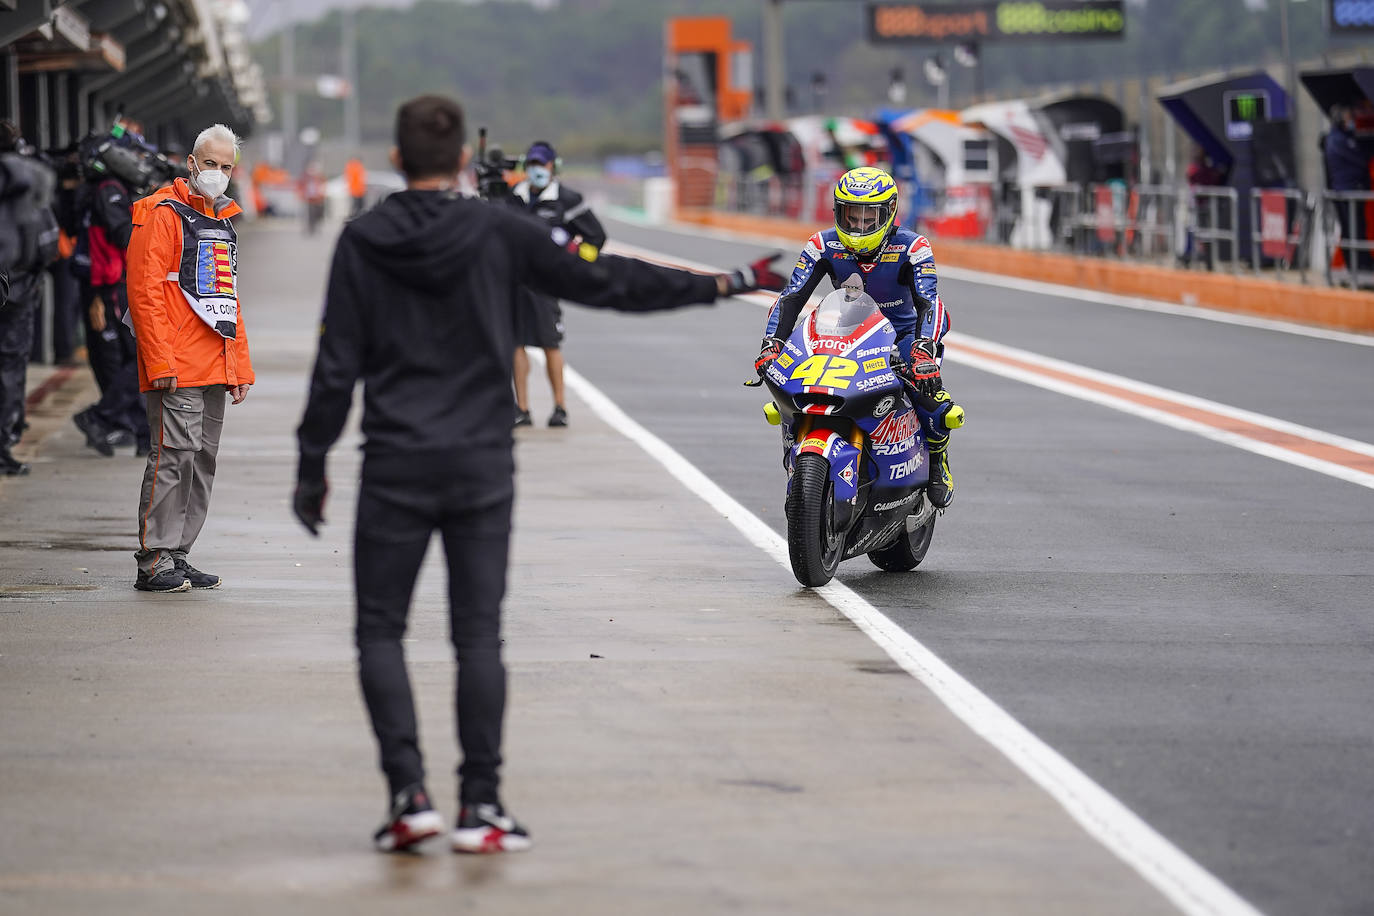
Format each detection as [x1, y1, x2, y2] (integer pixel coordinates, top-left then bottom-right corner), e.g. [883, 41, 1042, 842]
[354, 448, 514, 804]
[82, 282, 148, 440]
[32, 259, 81, 364]
[0, 287, 37, 447]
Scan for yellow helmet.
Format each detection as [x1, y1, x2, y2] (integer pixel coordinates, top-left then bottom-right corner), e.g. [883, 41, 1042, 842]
[833, 166, 898, 256]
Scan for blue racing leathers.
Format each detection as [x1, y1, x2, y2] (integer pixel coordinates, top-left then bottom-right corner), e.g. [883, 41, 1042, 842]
[764, 226, 949, 356]
[763, 227, 952, 437]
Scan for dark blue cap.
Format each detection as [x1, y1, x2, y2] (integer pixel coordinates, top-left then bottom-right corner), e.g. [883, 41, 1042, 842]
[525, 141, 557, 165]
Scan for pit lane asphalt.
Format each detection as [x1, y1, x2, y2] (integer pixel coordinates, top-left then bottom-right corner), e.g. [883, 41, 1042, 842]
[0, 218, 1182, 915]
[556, 216, 1374, 916]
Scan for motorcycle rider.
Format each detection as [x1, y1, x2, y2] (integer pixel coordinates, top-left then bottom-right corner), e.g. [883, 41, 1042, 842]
[753, 166, 958, 508]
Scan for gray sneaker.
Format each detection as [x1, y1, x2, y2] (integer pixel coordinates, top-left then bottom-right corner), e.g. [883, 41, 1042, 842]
[135, 569, 190, 593]
[547, 406, 568, 427]
[174, 559, 222, 590]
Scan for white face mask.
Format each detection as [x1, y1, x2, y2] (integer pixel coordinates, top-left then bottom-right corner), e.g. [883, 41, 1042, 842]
[526, 165, 552, 190]
[191, 158, 230, 199]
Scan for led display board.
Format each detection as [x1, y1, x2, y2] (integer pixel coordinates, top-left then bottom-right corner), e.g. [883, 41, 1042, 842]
[1330, 0, 1374, 32]
[867, 1, 1126, 44]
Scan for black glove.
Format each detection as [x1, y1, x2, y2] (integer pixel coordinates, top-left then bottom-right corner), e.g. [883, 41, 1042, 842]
[721, 252, 787, 296]
[895, 338, 942, 399]
[293, 478, 328, 536]
[754, 337, 784, 377]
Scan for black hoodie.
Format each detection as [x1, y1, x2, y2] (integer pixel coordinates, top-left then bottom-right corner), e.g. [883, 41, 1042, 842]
[296, 189, 718, 479]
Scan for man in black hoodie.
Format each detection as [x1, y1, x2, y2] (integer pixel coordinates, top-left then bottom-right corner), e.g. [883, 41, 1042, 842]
[293, 94, 782, 855]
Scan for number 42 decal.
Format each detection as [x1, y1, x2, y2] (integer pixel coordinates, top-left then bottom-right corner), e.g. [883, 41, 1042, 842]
[790, 355, 858, 389]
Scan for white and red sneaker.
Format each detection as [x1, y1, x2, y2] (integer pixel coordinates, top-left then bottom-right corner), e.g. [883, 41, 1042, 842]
[373, 785, 444, 852]
[451, 802, 532, 854]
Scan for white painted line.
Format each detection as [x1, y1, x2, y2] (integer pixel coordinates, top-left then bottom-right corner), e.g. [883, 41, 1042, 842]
[605, 211, 1374, 347]
[562, 361, 1263, 916]
[944, 332, 1374, 491]
[608, 237, 1374, 491]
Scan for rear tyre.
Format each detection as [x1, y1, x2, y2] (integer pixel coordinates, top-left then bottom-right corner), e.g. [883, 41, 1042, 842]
[868, 504, 936, 572]
[787, 452, 843, 587]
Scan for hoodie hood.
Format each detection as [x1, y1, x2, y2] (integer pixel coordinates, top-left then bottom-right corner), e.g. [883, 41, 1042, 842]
[345, 189, 487, 293]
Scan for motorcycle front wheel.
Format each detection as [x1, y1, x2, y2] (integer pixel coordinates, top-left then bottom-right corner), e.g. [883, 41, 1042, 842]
[787, 452, 843, 587]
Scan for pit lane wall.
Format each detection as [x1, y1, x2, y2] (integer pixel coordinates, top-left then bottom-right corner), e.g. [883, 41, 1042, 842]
[676, 209, 1374, 333]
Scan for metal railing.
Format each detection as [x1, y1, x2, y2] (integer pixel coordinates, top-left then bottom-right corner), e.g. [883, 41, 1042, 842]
[699, 173, 1374, 289]
[1320, 190, 1374, 289]
[1184, 186, 1241, 273]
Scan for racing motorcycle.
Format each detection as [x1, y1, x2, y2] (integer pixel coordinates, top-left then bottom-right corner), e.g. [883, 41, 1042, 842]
[760, 287, 958, 587]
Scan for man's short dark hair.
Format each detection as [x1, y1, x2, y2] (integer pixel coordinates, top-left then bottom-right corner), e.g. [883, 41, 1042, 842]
[395, 95, 465, 179]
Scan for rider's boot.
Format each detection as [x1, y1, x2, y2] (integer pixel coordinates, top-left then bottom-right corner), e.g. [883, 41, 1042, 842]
[926, 431, 954, 509]
[917, 390, 961, 510]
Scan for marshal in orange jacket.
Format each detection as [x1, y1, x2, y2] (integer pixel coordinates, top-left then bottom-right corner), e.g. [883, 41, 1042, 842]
[126, 177, 254, 392]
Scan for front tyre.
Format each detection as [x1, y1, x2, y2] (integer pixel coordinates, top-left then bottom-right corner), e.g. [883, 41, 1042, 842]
[868, 507, 936, 572]
[787, 452, 843, 587]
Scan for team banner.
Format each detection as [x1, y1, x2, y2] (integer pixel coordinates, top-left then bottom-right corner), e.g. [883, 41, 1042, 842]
[867, 1, 1126, 44]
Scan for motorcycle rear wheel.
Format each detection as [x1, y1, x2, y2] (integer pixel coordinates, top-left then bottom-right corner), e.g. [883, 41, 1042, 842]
[868, 505, 937, 572]
[787, 452, 843, 587]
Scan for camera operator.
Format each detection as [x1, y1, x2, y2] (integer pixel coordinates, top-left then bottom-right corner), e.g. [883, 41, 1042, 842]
[70, 127, 157, 456]
[0, 120, 60, 476]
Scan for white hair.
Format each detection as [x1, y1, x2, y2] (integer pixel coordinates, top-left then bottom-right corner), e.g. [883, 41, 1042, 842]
[192, 123, 241, 160]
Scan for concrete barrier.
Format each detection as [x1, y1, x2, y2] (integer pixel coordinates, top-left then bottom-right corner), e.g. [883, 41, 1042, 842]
[676, 209, 1374, 334]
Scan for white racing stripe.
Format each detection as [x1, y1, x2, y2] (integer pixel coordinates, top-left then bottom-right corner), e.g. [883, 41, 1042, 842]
[607, 237, 1374, 491]
[605, 211, 1374, 347]
[560, 361, 1262, 916]
[944, 333, 1374, 491]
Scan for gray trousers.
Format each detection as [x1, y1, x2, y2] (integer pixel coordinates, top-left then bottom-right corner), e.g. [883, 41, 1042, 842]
[135, 386, 226, 576]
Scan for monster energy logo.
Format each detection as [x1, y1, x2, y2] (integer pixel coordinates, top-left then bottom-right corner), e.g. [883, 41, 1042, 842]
[1226, 91, 1269, 129]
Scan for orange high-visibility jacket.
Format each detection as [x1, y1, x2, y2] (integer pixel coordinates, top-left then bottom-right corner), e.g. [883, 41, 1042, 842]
[126, 177, 254, 393]
[345, 158, 367, 198]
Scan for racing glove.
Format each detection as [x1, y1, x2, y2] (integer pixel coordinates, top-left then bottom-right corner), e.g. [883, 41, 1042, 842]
[895, 338, 942, 398]
[292, 477, 329, 536]
[754, 337, 784, 377]
[720, 252, 787, 297]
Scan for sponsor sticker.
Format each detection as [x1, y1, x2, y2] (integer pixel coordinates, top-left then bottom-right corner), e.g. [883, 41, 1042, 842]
[871, 409, 917, 445]
[859, 262, 876, 272]
[874, 493, 918, 513]
[839, 462, 855, 485]
[827, 240, 848, 249]
[856, 373, 897, 391]
[765, 363, 788, 386]
[863, 357, 887, 372]
[784, 340, 803, 356]
[776, 353, 794, 369]
[794, 257, 808, 271]
[801, 436, 829, 451]
[919, 264, 937, 276]
[880, 253, 900, 262]
[887, 452, 925, 481]
[811, 338, 850, 353]
[883, 242, 909, 253]
[872, 437, 915, 456]
[873, 395, 896, 417]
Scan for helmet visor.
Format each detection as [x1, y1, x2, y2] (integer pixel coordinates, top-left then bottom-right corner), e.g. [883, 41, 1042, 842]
[835, 200, 892, 236]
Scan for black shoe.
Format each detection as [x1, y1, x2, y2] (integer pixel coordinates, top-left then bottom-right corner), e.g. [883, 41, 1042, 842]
[927, 447, 954, 509]
[73, 409, 114, 457]
[451, 801, 532, 854]
[513, 409, 533, 428]
[547, 405, 568, 427]
[0, 446, 29, 476]
[174, 558, 222, 589]
[105, 428, 135, 450]
[374, 784, 444, 853]
[135, 438, 151, 457]
[134, 569, 191, 593]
